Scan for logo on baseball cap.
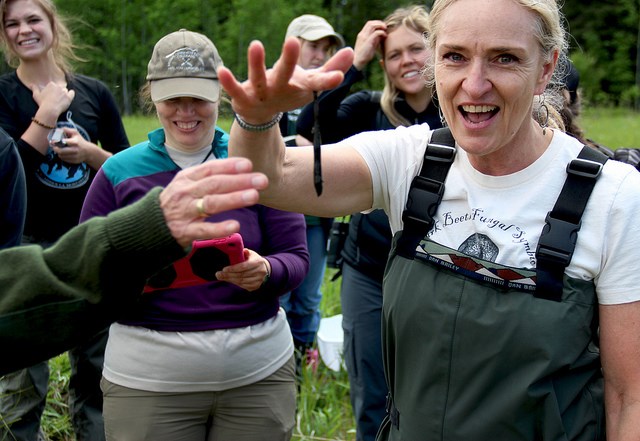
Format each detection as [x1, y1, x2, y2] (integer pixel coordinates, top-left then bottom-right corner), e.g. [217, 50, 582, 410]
[146, 29, 223, 103]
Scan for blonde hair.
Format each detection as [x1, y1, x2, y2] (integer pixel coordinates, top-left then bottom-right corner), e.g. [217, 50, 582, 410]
[379, 5, 430, 127]
[424, 0, 568, 131]
[0, 0, 82, 73]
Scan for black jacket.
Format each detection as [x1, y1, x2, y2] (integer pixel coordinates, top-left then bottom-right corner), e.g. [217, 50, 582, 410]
[0, 127, 26, 249]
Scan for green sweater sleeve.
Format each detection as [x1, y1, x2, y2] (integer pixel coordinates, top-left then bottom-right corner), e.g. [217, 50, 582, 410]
[0, 188, 186, 374]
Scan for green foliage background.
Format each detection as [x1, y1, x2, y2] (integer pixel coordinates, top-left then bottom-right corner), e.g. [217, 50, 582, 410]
[2, 0, 638, 113]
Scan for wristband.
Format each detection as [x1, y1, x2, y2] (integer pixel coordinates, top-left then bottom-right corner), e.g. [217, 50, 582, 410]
[234, 112, 283, 132]
[261, 259, 271, 286]
[31, 117, 56, 130]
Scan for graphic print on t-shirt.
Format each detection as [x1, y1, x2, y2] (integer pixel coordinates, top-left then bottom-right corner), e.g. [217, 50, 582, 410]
[37, 112, 90, 189]
[417, 206, 539, 291]
[458, 233, 499, 261]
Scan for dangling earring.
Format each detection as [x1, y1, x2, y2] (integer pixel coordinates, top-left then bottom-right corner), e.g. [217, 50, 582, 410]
[537, 94, 549, 136]
[438, 105, 447, 127]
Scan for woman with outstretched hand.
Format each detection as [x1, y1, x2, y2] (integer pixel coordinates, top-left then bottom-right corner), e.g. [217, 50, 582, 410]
[220, 0, 640, 439]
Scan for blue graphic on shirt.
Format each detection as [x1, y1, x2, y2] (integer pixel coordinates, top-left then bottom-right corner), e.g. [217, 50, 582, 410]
[36, 112, 91, 189]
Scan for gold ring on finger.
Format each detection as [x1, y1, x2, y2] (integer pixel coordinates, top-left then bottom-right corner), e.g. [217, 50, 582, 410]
[196, 198, 207, 217]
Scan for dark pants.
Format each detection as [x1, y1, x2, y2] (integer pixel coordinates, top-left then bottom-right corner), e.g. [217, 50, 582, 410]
[280, 223, 329, 345]
[0, 329, 109, 441]
[340, 263, 387, 441]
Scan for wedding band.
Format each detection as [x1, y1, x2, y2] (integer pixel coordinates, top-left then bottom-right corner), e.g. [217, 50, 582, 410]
[196, 198, 207, 217]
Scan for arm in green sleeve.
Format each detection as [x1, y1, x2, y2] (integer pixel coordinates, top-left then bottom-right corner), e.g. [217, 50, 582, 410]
[0, 188, 186, 374]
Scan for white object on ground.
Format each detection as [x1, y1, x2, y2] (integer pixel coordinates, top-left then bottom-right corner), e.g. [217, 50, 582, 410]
[317, 314, 344, 372]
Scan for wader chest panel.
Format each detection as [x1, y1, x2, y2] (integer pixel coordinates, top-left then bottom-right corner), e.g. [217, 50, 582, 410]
[378, 130, 608, 440]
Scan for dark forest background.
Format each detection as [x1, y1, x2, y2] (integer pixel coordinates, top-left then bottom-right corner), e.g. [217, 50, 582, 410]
[2, 0, 638, 114]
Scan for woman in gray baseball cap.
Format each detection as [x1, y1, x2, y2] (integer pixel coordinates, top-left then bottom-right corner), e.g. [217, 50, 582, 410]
[81, 29, 309, 441]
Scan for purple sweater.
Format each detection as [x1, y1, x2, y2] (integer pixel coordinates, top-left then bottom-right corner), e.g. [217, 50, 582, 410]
[80, 128, 309, 332]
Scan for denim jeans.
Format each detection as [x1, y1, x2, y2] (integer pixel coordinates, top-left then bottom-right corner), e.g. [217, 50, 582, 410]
[280, 223, 328, 345]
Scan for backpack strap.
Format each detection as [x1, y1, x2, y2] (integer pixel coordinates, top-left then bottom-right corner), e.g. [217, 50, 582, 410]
[396, 127, 456, 259]
[613, 147, 640, 171]
[535, 146, 609, 301]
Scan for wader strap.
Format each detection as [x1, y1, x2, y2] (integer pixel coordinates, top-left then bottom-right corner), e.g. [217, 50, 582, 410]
[385, 392, 400, 429]
[535, 146, 608, 301]
[397, 128, 456, 259]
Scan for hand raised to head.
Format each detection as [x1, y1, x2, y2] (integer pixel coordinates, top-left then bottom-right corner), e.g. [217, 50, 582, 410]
[159, 158, 268, 248]
[218, 37, 354, 124]
[353, 20, 387, 70]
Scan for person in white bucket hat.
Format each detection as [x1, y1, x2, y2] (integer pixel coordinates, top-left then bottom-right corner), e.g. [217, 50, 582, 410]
[285, 14, 345, 69]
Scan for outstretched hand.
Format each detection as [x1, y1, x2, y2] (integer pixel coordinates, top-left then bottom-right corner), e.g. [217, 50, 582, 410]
[159, 158, 268, 248]
[218, 37, 354, 124]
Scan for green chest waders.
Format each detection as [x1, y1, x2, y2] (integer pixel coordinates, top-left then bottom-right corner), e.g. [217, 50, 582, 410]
[376, 129, 608, 441]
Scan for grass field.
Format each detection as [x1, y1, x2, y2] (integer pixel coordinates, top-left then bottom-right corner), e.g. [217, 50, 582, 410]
[123, 107, 640, 150]
[581, 107, 640, 148]
[6, 107, 640, 441]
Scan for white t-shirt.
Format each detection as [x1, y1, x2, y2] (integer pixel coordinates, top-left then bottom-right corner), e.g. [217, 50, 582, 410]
[103, 308, 293, 392]
[347, 125, 640, 305]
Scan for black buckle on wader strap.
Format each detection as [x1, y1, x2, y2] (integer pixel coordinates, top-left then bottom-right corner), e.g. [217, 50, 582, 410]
[535, 147, 607, 301]
[385, 392, 400, 429]
[397, 128, 456, 259]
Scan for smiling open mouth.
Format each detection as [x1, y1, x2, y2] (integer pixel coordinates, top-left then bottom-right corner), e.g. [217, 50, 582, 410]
[176, 121, 198, 130]
[402, 70, 420, 79]
[19, 39, 39, 46]
[460, 104, 499, 123]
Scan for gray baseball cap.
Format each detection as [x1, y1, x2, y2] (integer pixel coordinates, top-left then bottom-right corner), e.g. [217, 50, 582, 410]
[146, 29, 223, 102]
[285, 15, 345, 48]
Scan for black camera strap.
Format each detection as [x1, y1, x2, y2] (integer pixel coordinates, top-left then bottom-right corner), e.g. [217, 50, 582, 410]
[312, 91, 323, 196]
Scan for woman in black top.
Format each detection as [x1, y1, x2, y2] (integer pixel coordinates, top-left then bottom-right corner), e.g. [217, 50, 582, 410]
[0, 1, 128, 440]
[296, 6, 442, 441]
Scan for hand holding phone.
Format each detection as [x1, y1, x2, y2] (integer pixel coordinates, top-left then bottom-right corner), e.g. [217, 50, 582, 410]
[144, 233, 246, 292]
[49, 127, 67, 148]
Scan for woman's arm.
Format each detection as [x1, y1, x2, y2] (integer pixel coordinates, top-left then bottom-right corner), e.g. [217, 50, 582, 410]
[220, 39, 373, 217]
[54, 80, 130, 170]
[22, 82, 75, 155]
[256, 207, 309, 293]
[600, 301, 640, 441]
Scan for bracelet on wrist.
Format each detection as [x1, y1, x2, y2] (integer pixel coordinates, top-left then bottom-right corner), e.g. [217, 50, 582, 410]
[31, 117, 56, 130]
[261, 260, 271, 286]
[234, 112, 283, 132]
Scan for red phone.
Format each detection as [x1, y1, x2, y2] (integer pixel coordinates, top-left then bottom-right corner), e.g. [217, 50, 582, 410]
[144, 233, 245, 292]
